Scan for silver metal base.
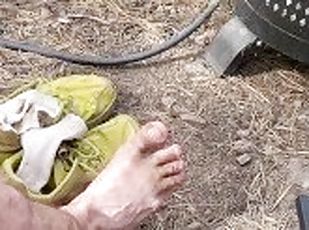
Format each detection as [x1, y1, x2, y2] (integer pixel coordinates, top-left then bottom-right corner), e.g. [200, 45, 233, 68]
[204, 16, 257, 76]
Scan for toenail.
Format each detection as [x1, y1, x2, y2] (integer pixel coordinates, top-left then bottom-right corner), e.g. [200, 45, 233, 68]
[172, 145, 182, 155]
[146, 123, 165, 141]
[180, 173, 186, 183]
[177, 161, 185, 172]
[172, 163, 182, 174]
[178, 161, 184, 170]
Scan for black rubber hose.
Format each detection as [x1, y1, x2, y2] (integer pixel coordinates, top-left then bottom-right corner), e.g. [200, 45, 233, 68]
[0, 0, 219, 65]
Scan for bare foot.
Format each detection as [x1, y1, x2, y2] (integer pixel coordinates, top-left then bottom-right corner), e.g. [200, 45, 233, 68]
[63, 122, 185, 230]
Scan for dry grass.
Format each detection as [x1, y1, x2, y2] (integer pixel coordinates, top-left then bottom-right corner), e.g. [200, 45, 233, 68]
[1, 1, 309, 229]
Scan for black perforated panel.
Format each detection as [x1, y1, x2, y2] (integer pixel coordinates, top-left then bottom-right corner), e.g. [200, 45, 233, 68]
[236, 0, 309, 64]
[251, 0, 308, 38]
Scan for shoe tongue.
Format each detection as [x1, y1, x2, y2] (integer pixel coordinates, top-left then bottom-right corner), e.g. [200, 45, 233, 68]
[0, 90, 61, 134]
[17, 114, 88, 193]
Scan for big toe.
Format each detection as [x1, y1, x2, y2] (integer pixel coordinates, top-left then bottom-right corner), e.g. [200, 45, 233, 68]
[132, 121, 168, 152]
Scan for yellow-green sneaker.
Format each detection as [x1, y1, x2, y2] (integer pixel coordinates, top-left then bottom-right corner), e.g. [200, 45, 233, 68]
[0, 74, 117, 165]
[37, 74, 117, 128]
[2, 114, 139, 206]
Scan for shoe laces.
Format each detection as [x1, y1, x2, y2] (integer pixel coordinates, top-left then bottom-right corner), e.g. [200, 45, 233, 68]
[58, 139, 103, 175]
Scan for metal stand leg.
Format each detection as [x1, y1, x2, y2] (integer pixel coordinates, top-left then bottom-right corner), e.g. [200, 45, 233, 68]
[203, 16, 257, 76]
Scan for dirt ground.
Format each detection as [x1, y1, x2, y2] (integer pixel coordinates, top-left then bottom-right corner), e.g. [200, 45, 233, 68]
[1, 0, 309, 229]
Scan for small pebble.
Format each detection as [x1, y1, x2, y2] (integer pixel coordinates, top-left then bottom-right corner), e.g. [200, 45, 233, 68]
[236, 129, 250, 138]
[184, 60, 209, 76]
[161, 96, 176, 109]
[187, 221, 203, 230]
[170, 104, 187, 118]
[236, 153, 252, 166]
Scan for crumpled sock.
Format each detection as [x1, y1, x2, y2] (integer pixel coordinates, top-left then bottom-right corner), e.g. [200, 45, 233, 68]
[0, 90, 61, 134]
[17, 114, 88, 193]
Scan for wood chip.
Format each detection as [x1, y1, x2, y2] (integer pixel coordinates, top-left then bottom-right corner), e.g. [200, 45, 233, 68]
[233, 140, 254, 154]
[180, 113, 205, 125]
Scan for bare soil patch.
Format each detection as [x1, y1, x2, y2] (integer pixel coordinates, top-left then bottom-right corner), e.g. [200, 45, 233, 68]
[1, 1, 309, 229]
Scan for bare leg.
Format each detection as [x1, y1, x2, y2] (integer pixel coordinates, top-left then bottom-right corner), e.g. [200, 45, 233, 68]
[63, 121, 185, 230]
